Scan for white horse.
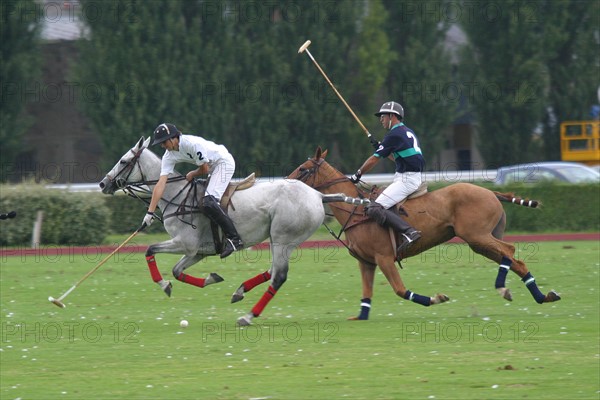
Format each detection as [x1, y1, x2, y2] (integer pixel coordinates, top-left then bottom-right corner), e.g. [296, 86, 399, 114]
[99, 137, 367, 325]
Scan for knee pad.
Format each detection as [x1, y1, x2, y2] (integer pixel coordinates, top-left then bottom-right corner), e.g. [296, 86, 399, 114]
[365, 203, 386, 224]
[202, 195, 219, 209]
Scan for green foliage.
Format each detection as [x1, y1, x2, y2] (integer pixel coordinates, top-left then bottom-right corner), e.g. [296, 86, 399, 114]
[353, 0, 395, 115]
[98, 181, 600, 234]
[0, 0, 42, 177]
[75, 0, 364, 174]
[380, 0, 456, 165]
[494, 183, 600, 232]
[32, 0, 597, 179]
[539, 0, 600, 159]
[458, 0, 549, 167]
[103, 194, 164, 234]
[0, 184, 110, 245]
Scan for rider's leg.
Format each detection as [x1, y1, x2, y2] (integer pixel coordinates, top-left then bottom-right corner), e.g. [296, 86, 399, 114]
[203, 159, 243, 258]
[369, 172, 422, 252]
[202, 195, 243, 258]
[365, 203, 421, 252]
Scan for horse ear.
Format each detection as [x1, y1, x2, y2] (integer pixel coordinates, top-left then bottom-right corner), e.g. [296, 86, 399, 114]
[135, 137, 144, 150]
[142, 136, 151, 149]
[322, 149, 328, 159]
[315, 146, 322, 159]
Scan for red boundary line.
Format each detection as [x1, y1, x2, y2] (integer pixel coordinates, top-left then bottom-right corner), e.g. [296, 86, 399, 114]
[1, 233, 598, 257]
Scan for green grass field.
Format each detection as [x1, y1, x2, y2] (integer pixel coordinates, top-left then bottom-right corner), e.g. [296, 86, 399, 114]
[1, 240, 598, 399]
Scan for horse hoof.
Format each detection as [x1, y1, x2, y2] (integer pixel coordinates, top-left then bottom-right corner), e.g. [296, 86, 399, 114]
[231, 286, 245, 303]
[231, 293, 244, 303]
[347, 316, 368, 321]
[205, 272, 224, 286]
[432, 293, 449, 304]
[161, 281, 173, 297]
[545, 290, 561, 302]
[497, 287, 513, 302]
[237, 314, 253, 326]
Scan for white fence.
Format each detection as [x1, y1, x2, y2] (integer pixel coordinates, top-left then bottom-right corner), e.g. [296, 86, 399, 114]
[46, 170, 499, 192]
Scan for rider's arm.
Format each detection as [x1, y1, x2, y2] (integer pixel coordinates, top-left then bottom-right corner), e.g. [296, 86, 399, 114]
[357, 155, 380, 175]
[148, 175, 169, 213]
[185, 163, 209, 181]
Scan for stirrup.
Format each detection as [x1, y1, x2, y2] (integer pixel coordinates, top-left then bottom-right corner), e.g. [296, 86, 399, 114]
[397, 231, 421, 254]
[220, 238, 243, 259]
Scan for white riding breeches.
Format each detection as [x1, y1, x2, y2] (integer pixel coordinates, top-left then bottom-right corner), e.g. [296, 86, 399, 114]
[206, 154, 235, 201]
[375, 171, 422, 209]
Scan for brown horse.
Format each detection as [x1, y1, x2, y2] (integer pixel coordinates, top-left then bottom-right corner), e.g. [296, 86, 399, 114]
[276, 147, 559, 319]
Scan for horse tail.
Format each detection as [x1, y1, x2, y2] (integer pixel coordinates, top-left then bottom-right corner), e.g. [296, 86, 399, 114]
[493, 191, 540, 208]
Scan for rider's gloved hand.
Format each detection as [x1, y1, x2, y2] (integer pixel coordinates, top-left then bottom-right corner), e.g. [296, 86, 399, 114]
[142, 211, 155, 228]
[349, 170, 362, 184]
[369, 136, 380, 150]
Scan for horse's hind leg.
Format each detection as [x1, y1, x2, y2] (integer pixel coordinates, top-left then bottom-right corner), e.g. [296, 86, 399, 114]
[466, 236, 560, 304]
[231, 270, 272, 303]
[172, 254, 224, 288]
[237, 244, 292, 326]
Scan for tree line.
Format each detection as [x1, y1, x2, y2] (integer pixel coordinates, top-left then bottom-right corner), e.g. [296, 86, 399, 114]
[1, 0, 598, 180]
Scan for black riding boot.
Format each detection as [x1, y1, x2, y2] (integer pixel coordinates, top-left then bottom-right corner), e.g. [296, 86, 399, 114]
[202, 195, 243, 258]
[365, 203, 421, 253]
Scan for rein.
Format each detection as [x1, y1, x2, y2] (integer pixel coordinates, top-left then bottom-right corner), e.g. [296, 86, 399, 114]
[296, 158, 376, 264]
[298, 158, 371, 230]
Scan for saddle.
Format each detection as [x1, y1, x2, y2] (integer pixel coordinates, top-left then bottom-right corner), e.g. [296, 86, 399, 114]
[219, 173, 256, 210]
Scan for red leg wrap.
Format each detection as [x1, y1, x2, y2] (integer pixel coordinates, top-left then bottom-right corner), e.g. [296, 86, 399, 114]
[178, 273, 205, 288]
[243, 271, 272, 292]
[251, 285, 277, 317]
[146, 255, 162, 283]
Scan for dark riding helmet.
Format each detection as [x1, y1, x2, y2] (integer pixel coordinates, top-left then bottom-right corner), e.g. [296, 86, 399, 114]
[374, 101, 404, 119]
[151, 123, 181, 146]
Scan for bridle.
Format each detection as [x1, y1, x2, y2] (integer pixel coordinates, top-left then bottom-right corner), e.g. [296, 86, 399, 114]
[293, 157, 376, 266]
[294, 158, 349, 191]
[107, 147, 147, 190]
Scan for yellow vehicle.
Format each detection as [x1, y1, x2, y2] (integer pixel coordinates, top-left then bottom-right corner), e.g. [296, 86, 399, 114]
[560, 120, 600, 166]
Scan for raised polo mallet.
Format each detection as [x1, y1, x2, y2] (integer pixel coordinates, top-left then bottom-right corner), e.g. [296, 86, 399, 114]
[298, 40, 374, 141]
[48, 226, 144, 308]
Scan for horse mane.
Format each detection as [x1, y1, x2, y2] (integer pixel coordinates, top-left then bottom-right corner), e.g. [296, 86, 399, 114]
[142, 146, 183, 178]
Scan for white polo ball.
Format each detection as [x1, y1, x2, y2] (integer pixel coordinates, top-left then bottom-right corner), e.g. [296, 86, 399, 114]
[180, 319, 189, 328]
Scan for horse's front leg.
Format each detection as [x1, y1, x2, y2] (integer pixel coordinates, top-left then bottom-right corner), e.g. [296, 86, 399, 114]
[145, 239, 223, 297]
[376, 255, 449, 307]
[348, 261, 376, 320]
[172, 254, 224, 289]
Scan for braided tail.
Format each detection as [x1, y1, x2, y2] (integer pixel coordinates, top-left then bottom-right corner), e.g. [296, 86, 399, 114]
[493, 191, 540, 208]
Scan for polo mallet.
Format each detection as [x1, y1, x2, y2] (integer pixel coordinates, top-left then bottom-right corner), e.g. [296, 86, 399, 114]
[48, 225, 144, 308]
[298, 40, 374, 141]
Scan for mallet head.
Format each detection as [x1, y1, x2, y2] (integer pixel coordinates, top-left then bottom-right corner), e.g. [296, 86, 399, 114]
[298, 40, 311, 54]
[48, 296, 66, 308]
